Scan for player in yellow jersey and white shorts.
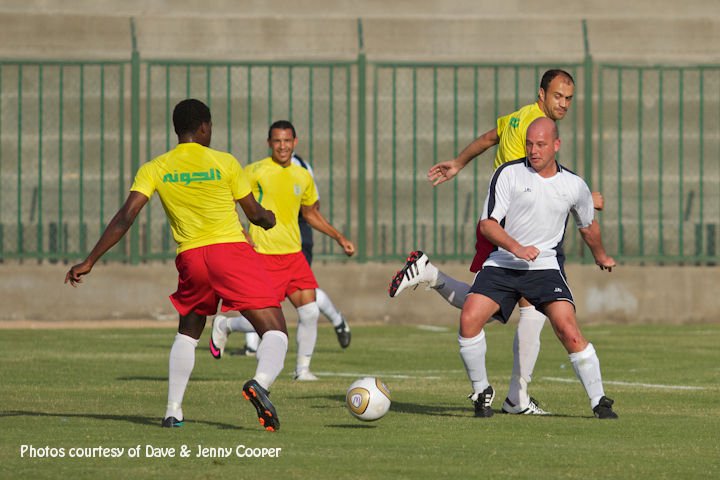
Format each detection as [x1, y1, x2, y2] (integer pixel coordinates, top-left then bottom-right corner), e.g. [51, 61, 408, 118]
[210, 120, 355, 381]
[389, 70, 604, 416]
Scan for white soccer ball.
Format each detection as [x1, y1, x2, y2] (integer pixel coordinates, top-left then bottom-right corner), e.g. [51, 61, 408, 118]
[345, 377, 391, 421]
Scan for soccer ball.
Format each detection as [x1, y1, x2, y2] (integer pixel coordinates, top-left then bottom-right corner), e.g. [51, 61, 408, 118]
[345, 377, 391, 421]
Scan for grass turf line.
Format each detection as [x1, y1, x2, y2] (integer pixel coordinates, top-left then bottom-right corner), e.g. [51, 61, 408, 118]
[0, 324, 719, 479]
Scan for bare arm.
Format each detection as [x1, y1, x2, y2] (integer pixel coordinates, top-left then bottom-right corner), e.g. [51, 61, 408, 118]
[479, 218, 539, 262]
[301, 202, 355, 256]
[427, 127, 500, 186]
[65, 191, 149, 286]
[578, 220, 616, 271]
[237, 193, 276, 230]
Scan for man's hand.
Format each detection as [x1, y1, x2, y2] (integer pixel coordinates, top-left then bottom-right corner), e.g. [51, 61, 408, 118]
[595, 255, 616, 272]
[592, 191, 604, 211]
[511, 245, 540, 262]
[65, 261, 93, 287]
[427, 159, 463, 186]
[337, 236, 356, 257]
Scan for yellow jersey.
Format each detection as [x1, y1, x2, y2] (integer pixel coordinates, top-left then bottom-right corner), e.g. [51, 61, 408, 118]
[130, 142, 252, 254]
[245, 157, 319, 255]
[494, 102, 546, 169]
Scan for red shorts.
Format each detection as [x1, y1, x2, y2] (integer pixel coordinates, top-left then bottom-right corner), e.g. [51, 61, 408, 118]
[260, 251, 319, 303]
[170, 242, 280, 316]
[469, 220, 495, 273]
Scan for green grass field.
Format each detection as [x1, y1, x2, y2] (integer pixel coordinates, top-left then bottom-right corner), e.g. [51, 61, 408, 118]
[1, 323, 719, 479]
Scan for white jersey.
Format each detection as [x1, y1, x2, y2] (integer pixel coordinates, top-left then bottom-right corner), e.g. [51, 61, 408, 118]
[481, 158, 595, 271]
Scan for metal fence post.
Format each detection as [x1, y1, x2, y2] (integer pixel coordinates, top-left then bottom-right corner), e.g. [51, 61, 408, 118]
[582, 19, 594, 263]
[356, 18, 367, 262]
[130, 18, 141, 264]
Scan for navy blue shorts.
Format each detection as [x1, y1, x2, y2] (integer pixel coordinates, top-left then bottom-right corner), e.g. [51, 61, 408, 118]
[469, 267, 575, 323]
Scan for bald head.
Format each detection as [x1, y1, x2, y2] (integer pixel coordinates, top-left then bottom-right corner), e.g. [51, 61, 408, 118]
[527, 117, 558, 141]
[525, 117, 561, 177]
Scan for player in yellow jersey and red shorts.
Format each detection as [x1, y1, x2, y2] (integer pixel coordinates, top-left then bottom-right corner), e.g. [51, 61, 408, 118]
[210, 120, 355, 381]
[66, 99, 287, 432]
[389, 70, 604, 416]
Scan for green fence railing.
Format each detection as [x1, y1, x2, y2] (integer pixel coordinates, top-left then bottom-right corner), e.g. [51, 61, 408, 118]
[1, 36, 719, 265]
[598, 64, 720, 263]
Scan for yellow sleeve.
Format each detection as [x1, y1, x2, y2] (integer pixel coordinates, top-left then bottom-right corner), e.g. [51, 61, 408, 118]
[301, 172, 319, 207]
[496, 112, 512, 138]
[228, 157, 252, 200]
[129, 162, 156, 199]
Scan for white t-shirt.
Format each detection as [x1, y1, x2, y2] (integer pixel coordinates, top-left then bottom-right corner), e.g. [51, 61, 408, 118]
[481, 158, 595, 271]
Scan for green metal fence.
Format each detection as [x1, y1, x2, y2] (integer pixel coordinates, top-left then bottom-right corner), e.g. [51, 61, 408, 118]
[1, 53, 719, 265]
[598, 65, 720, 263]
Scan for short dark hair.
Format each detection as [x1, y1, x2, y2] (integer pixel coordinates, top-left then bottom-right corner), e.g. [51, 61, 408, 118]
[268, 120, 296, 139]
[539, 69, 575, 92]
[173, 99, 211, 136]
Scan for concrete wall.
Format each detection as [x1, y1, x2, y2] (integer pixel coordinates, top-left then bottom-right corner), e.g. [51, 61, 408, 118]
[2, 3, 720, 63]
[2, 261, 717, 325]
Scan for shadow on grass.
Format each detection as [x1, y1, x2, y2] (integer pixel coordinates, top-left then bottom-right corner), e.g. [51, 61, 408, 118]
[116, 376, 217, 382]
[299, 394, 469, 418]
[0, 410, 245, 430]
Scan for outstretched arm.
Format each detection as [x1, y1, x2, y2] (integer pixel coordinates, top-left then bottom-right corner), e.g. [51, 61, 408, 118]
[427, 127, 499, 186]
[65, 191, 149, 286]
[479, 218, 540, 262]
[301, 202, 355, 256]
[237, 193, 276, 230]
[578, 220, 615, 271]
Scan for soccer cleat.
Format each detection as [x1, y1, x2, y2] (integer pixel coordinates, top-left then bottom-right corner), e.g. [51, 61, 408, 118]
[293, 369, 319, 381]
[241, 344, 257, 357]
[501, 397, 550, 415]
[388, 250, 435, 298]
[469, 385, 495, 417]
[161, 416, 184, 428]
[242, 379, 280, 432]
[593, 396, 619, 419]
[209, 316, 228, 360]
[334, 316, 352, 349]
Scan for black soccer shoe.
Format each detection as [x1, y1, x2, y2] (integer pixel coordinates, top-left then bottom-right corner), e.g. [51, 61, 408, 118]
[335, 317, 352, 349]
[593, 396, 619, 419]
[161, 416, 184, 428]
[470, 385, 496, 418]
[242, 379, 280, 432]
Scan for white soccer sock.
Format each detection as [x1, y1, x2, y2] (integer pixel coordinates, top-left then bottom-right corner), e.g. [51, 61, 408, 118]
[165, 333, 198, 420]
[458, 330, 490, 395]
[506, 306, 546, 407]
[245, 332, 260, 351]
[295, 302, 319, 373]
[316, 288, 343, 327]
[254, 330, 289, 391]
[569, 343, 606, 409]
[433, 271, 471, 310]
[227, 314, 256, 333]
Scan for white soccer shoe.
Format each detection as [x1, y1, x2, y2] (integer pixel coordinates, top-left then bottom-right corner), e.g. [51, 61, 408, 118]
[388, 250, 437, 298]
[293, 369, 319, 381]
[501, 397, 550, 415]
[209, 315, 229, 360]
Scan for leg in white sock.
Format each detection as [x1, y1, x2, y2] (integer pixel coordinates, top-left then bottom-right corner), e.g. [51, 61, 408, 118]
[433, 271, 471, 310]
[458, 330, 490, 395]
[245, 332, 260, 352]
[506, 305, 546, 407]
[227, 314, 256, 333]
[315, 288, 343, 327]
[253, 330, 289, 391]
[295, 302, 320, 377]
[570, 343, 606, 409]
[165, 333, 198, 420]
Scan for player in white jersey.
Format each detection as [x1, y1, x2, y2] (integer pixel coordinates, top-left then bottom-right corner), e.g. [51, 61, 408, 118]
[213, 153, 352, 357]
[459, 117, 618, 419]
